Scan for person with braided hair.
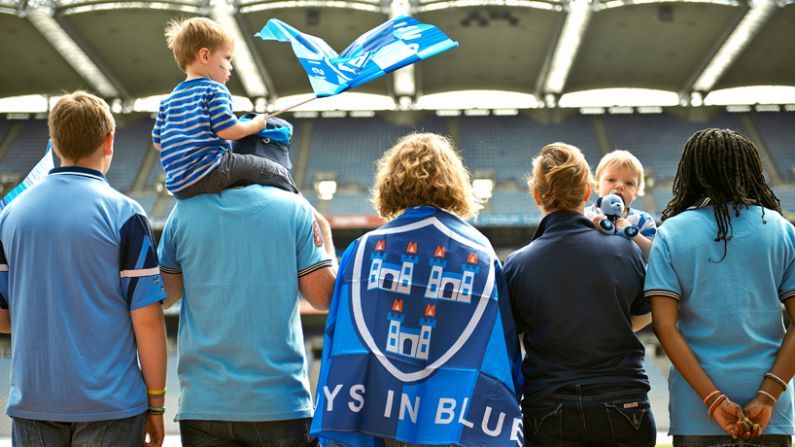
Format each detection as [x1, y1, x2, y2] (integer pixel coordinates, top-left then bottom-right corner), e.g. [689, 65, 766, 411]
[646, 128, 795, 447]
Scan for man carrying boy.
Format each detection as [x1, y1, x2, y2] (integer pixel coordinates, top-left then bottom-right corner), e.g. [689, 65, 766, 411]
[0, 91, 167, 446]
[153, 16, 297, 198]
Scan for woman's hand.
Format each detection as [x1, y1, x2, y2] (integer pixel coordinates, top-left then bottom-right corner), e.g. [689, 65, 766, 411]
[711, 397, 744, 438]
[741, 394, 775, 438]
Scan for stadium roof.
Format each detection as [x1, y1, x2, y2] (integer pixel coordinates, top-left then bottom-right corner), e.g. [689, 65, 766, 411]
[1, 0, 794, 111]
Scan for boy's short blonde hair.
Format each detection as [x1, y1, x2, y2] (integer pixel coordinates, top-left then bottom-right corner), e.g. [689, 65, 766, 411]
[373, 133, 481, 220]
[594, 149, 645, 195]
[529, 142, 593, 212]
[48, 91, 115, 162]
[165, 17, 234, 71]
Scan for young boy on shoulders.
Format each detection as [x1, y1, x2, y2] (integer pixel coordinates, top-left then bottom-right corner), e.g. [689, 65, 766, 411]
[585, 149, 656, 259]
[0, 91, 167, 447]
[153, 17, 297, 198]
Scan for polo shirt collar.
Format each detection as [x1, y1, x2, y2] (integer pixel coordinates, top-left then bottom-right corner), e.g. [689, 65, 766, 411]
[532, 210, 593, 241]
[49, 166, 107, 182]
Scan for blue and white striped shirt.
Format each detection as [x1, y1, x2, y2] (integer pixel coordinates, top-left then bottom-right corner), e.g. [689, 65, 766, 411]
[153, 78, 237, 193]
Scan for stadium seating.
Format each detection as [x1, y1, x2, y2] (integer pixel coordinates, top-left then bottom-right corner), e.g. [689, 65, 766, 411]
[106, 119, 153, 192]
[1, 120, 49, 176]
[605, 113, 743, 181]
[754, 112, 795, 182]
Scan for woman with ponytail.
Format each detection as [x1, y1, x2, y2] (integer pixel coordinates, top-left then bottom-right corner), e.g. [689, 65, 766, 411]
[504, 142, 656, 447]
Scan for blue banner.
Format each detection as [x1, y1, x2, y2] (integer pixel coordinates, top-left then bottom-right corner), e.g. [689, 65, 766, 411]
[311, 207, 523, 447]
[255, 16, 458, 97]
[0, 142, 54, 211]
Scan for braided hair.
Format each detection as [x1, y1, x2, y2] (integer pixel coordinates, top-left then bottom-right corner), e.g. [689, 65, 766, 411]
[662, 128, 781, 259]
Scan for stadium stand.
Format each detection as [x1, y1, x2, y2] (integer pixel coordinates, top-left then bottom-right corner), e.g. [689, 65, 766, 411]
[326, 192, 376, 215]
[0, 120, 49, 176]
[458, 114, 602, 184]
[106, 119, 153, 193]
[754, 112, 795, 182]
[604, 113, 744, 182]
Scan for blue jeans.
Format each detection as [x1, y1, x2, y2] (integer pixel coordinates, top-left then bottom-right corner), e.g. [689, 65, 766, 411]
[11, 413, 146, 447]
[180, 417, 318, 447]
[673, 435, 792, 447]
[523, 384, 656, 447]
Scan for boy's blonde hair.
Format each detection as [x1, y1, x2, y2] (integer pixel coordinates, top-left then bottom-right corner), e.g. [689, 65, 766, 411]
[373, 133, 481, 220]
[594, 149, 645, 195]
[529, 142, 593, 212]
[48, 91, 115, 162]
[165, 17, 234, 71]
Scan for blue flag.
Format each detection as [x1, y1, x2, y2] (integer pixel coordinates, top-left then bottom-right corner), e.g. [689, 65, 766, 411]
[311, 206, 524, 447]
[0, 142, 55, 211]
[255, 16, 458, 97]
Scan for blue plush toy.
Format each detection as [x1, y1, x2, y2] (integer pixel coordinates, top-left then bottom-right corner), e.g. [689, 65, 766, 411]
[595, 191, 639, 238]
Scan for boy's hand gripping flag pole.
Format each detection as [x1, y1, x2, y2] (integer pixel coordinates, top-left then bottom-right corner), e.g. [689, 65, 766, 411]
[0, 142, 55, 211]
[255, 15, 458, 119]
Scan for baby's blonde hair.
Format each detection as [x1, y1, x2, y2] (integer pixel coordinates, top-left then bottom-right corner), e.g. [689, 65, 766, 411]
[594, 149, 645, 196]
[528, 142, 593, 212]
[373, 133, 481, 220]
[48, 91, 115, 162]
[165, 17, 233, 71]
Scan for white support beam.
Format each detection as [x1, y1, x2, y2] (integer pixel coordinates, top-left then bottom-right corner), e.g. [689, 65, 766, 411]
[209, 3, 268, 98]
[26, 7, 119, 97]
[390, 0, 415, 99]
[692, 0, 777, 92]
[543, 0, 592, 94]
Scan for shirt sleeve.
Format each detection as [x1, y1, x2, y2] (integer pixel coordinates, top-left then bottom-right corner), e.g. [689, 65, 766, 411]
[152, 103, 164, 145]
[207, 84, 237, 134]
[296, 199, 333, 277]
[157, 213, 182, 275]
[0, 240, 8, 309]
[119, 213, 166, 310]
[644, 229, 680, 301]
[779, 220, 795, 302]
[638, 210, 657, 239]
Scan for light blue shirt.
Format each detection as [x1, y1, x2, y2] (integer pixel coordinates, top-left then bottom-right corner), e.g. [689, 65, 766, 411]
[158, 185, 333, 421]
[0, 167, 165, 422]
[645, 204, 795, 435]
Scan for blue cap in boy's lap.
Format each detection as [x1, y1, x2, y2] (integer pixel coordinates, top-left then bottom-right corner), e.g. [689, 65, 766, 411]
[234, 114, 293, 170]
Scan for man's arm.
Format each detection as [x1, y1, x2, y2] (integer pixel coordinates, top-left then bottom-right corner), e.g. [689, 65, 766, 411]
[0, 309, 9, 333]
[161, 272, 184, 309]
[300, 210, 337, 310]
[130, 302, 167, 447]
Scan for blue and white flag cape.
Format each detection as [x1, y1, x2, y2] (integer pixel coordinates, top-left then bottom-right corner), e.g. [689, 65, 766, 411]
[311, 206, 524, 447]
[255, 16, 458, 97]
[0, 142, 55, 211]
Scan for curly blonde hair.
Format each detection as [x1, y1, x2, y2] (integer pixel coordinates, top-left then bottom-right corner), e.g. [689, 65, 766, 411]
[373, 133, 481, 220]
[165, 17, 233, 71]
[528, 142, 593, 212]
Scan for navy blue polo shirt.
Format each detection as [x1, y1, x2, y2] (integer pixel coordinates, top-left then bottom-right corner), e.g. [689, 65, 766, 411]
[504, 210, 649, 404]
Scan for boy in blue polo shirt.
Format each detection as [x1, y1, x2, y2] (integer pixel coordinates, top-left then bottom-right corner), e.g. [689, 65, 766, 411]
[0, 91, 168, 447]
[153, 17, 297, 198]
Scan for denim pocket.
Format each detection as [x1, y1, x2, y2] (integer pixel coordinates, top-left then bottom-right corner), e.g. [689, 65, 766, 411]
[523, 402, 562, 437]
[604, 398, 650, 431]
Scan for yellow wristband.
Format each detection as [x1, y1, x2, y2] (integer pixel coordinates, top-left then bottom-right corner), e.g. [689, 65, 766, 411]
[147, 388, 166, 397]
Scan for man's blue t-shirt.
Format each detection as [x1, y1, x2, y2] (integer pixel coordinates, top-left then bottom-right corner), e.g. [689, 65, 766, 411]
[504, 211, 650, 404]
[0, 167, 165, 422]
[645, 204, 795, 435]
[158, 185, 333, 421]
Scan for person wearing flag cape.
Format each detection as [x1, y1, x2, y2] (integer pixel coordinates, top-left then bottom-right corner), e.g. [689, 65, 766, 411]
[311, 133, 523, 447]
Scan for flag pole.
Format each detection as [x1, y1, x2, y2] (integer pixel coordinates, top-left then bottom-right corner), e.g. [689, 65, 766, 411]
[262, 96, 318, 120]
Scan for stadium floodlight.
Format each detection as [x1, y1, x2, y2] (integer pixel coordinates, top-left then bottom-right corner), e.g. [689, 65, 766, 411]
[417, 0, 561, 12]
[26, 8, 119, 98]
[240, 1, 380, 13]
[316, 180, 337, 201]
[543, 0, 592, 94]
[472, 178, 494, 201]
[704, 86, 795, 106]
[559, 88, 679, 107]
[209, 4, 268, 98]
[692, 0, 777, 92]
